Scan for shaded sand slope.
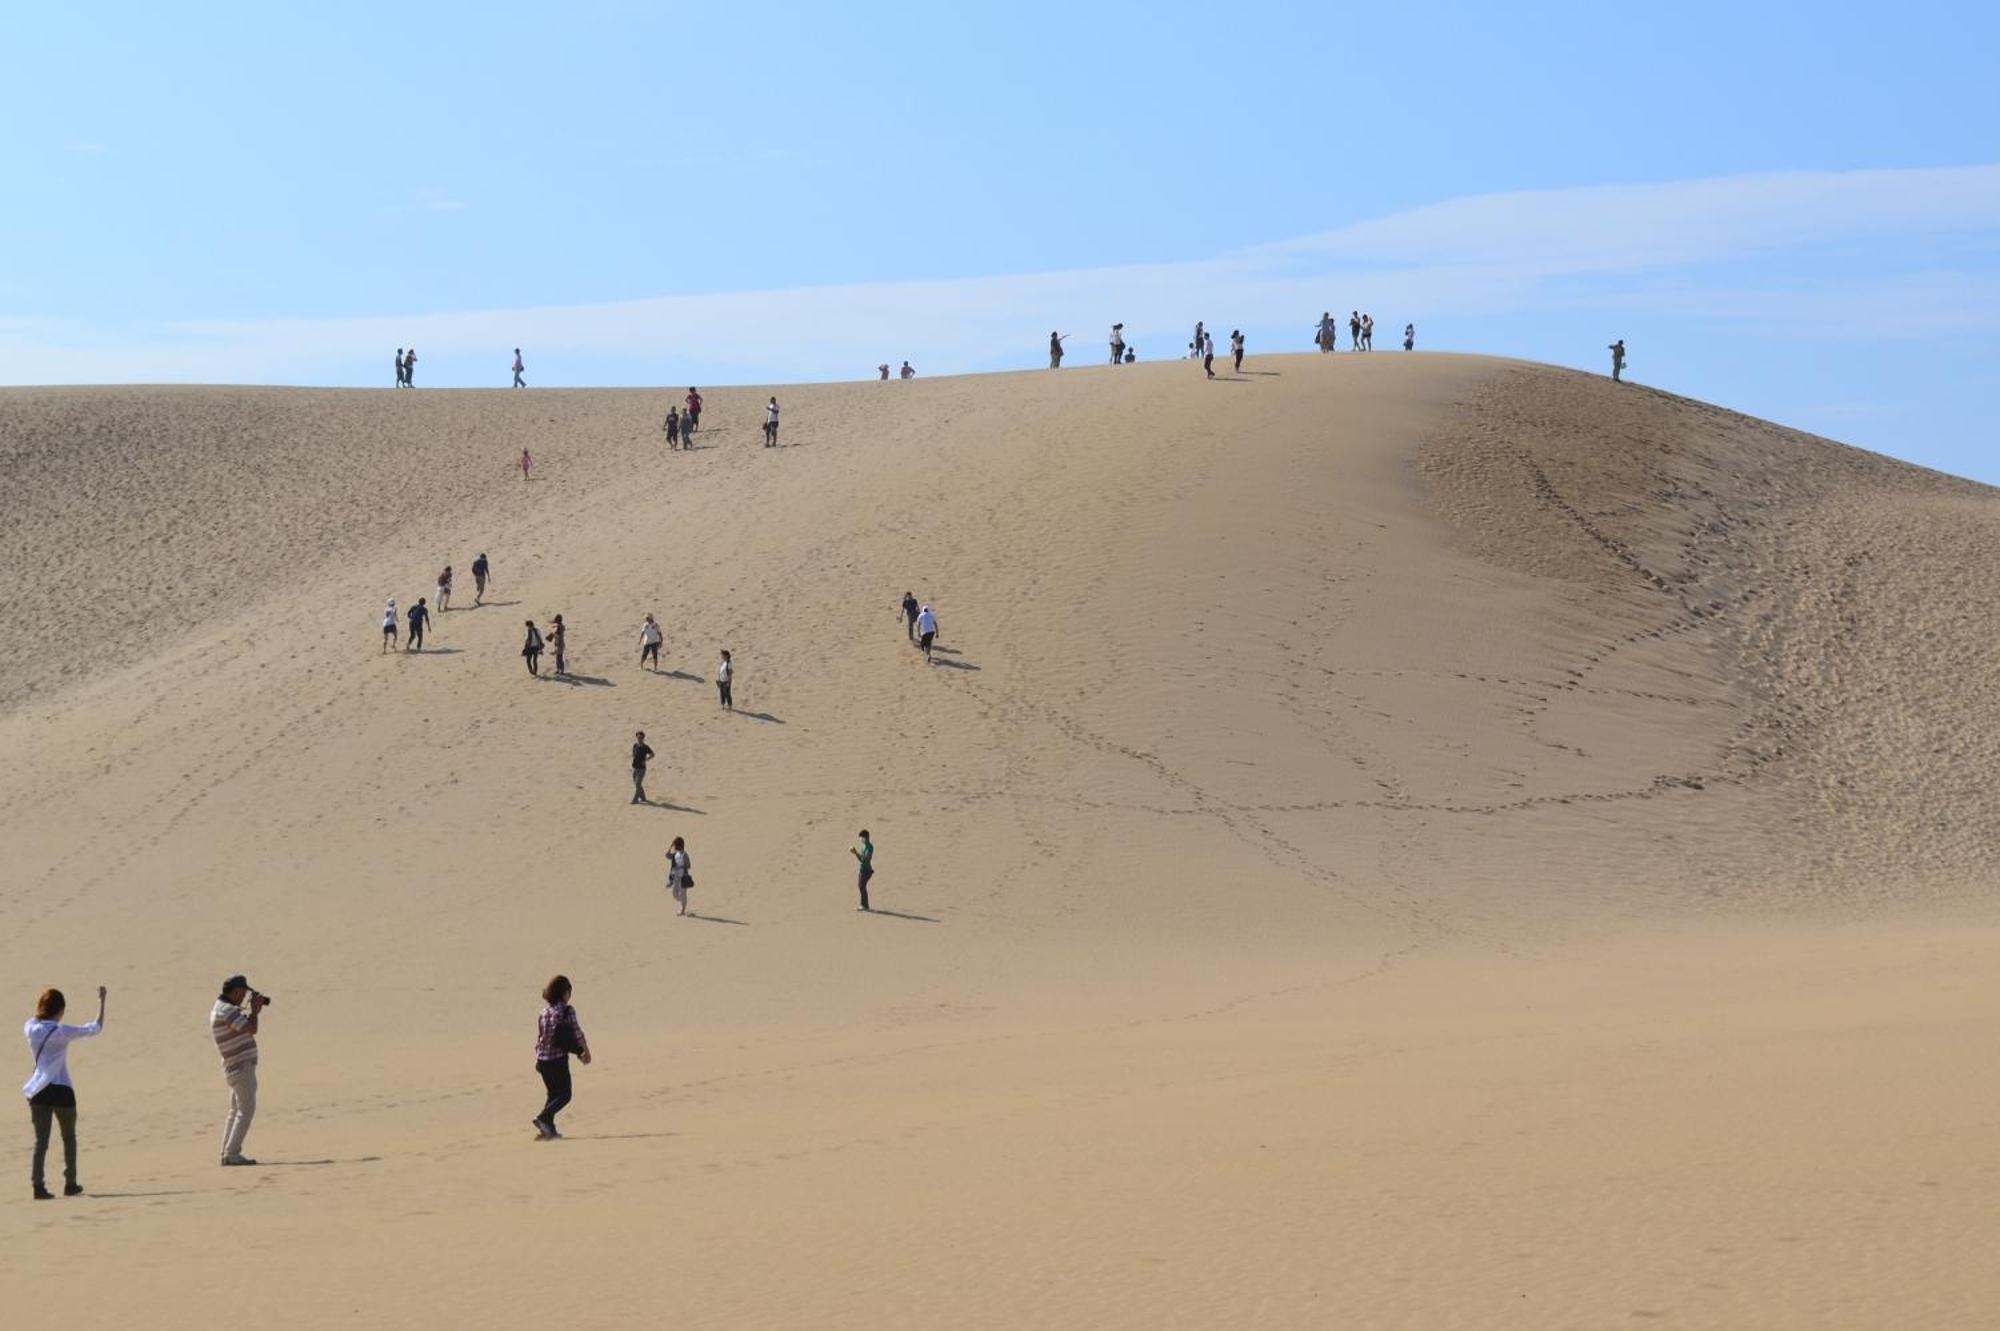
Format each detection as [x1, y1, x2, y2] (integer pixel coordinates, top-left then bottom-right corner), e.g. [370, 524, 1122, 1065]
[2, 356, 1997, 1328]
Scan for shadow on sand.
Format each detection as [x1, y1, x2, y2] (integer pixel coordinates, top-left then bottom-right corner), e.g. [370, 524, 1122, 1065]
[932, 658, 981, 672]
[553, 673, 615, 687]
[866, 908, 940, 923]
[638, 799, 706, 815]
[687, 913, 749, 926]
[735, 710, 785, 724]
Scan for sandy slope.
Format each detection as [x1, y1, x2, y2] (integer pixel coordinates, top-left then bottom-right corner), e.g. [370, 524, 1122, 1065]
[2, 355, 1996, 1328]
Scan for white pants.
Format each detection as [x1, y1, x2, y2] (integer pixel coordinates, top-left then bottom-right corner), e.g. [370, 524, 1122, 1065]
[222, 1064, 258, 1160]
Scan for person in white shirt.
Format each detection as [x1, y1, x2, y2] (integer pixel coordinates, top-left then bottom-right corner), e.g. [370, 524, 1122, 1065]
[639, 614, 663, 672]
[381, 598, 398, 652]
[717, 649, 734, 710]
[22, 985, 106, 1199]
[764, 396, 780, 447]
[915, 604, 939, 662]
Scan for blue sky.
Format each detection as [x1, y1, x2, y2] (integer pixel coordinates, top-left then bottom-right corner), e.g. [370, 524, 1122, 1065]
[4, 2, 1997, 478]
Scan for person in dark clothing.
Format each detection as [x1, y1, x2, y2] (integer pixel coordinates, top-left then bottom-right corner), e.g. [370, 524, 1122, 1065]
[406, 597, 430, 651]
[901, 592, 920, 641]
[1230, 329, 1245, 373]
[1609, 339, 1626, 383]
[472, 553, 490, 605]
[684, 388, 703, 439]
[532, 975, 590, 1140]
[850, 830, 874, 911]
[404, 348, 418, 386]
[522, 620, 544, 676]
[549, 615, 567, 676]
[631, 731, 655, 805]
[394, 349, 406, 387]
[1049, 332, 1067, 368]
[665, 407, 681, 449]
[716, 649, 733, 709]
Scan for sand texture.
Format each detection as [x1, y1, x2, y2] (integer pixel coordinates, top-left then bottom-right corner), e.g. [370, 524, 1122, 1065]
[2, 354, 1997, 1328]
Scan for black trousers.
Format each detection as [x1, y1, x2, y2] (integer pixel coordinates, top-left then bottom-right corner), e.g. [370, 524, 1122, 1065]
[408, 622, 424, 649]
[30, 1101, 78, 1188]
[642, 642, 660, 669]
[718, 679, 733, 708]
[536, 1058, 572, 1126]
[525, 649, 541, 675]
[858, 866, 873, 910]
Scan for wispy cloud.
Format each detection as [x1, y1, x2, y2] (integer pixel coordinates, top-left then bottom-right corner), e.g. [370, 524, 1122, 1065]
[2, 164, 1996, 384]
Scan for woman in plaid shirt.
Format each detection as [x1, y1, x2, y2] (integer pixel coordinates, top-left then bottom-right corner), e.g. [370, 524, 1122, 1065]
[532, 975, 590, 1141]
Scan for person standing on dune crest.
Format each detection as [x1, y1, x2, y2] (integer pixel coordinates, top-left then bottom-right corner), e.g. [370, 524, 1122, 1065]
[512, 348, 525, 388]
[394, 349, 406, 387]
[1231, 329, 1245, 373]
[1110, 324, 1125, 364]
[1049, 331, 1067, 368]
[404, 348, 418, 386]
[1609, 339, 1626, 383]
[1403, 323, 1415, 352]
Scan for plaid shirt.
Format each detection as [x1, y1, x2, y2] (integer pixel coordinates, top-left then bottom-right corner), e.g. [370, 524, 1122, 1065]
[534, 1002, 587, 1062]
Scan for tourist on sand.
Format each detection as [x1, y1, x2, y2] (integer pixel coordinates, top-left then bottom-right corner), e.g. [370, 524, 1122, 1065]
[1124, 346, 1136, 363]
[512, 348, 526, 388]
[1609, 339, 1626, 383]
[901, 591, 920, 641]
[684, 388, 703, 438]
[1202, 330, 1216, 379]
[900, 361, 915, 380]
[1403, 323, 1415, 352]
[549, 614, 567, 677]
[404, 348, 418, 386]
[381, 598, 399, 652]
[1315, 312, 1336, 353]
[1049, 332, 1067, 368]
[1230, 329, 1245, 372]
[631, 730, 655, 805]
[22, 984, 106, 1199]
[437, 565, 453, 613]
[394, 349, 406, 387]
[522, 620, 544, 676]
[716, 649, 733, 710]
[850, 830, 874, 912]
[665, 406, 681, 449]
[472, 552, 491, 605]
[1363, 313, 1375, 351]
[640, 614, 663, 671]
[878, 363, 890, 380]
[764, 396, 780, 447]
[532, 975, 589, 1141]
[1109, 323, 1125, 364]
[521, 448, 532, 481]
[211, 975, 268, 1167]
[406, 596, 430, 652]
[666, 837, 694, 916]
[916, 603, 939, 662]
[1349, 312, 1361, 352]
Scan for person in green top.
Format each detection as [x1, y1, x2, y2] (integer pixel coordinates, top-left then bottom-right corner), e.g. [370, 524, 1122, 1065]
[850, 830, 874, 912]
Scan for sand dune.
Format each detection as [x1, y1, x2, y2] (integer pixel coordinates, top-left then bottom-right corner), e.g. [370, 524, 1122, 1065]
[3, 354, 1996, 1328]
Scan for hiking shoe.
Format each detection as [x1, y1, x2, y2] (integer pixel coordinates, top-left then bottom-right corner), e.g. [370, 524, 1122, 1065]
[532, 1119, 553, 1140]
[32, 1184, 53, 1201]
[63, 1183, 83, 1197]
[220, 1155, 258, 1167]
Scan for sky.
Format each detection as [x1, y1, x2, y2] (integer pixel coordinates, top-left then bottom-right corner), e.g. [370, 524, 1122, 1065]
[3, 2, 1997, 478]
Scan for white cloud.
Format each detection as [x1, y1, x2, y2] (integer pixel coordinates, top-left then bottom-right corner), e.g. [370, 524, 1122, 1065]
[3, 164, 1996, 384]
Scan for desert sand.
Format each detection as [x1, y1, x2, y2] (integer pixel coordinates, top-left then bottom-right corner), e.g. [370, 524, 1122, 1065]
[2, 353, 1997, 1328]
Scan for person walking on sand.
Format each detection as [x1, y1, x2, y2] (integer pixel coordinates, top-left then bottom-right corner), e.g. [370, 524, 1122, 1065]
[1230, 329, 1245, 372]
[684, 387, 703, 439]
[381, 598, 399, 652]
[664, 405, 681, 449]
[436, 565, 453, 613]
[1109, 323, 1126, 365]
[22, 984, 106, 1199]
[850, 830, 874, 912]
[901, 591, 920, 641]
[406, 596, 430, 652]
[1403, 323, 1415, 352]
[394, 349, 406, 387]
[511, 348, 525, 388]
[915, 603, 939, 662]
[1202, 330, 1216, 379]
[640, 614, 663, 671]
[1349, 311, 1361, 352]
[532, 975, 590, 1141]
[716, 649, 734, 709]
[521, 448, 532, 481]
[1363, 313, 1375, 351]
[665, 837, 694, 915]
[472, 552, 491, 605]
[522, 620, 544, 676]
[549, 614, 567, 677]
[211, 975, 268, 1166]
[1609, 339, 1626, 383]
[1193, 321, 1205, 362]
[764, 396, 780, 447]
[1315, 312, 1336, 353]
[404, 348, 418, 386]
[1049, 331, 1067, 368]
[630, 730, 655, 805]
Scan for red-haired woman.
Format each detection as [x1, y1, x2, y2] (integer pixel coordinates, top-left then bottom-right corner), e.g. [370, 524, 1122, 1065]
[22, 985, 106, 1199]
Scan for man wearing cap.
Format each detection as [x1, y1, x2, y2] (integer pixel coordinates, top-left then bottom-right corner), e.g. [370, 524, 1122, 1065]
[210, 975, 270, 1166]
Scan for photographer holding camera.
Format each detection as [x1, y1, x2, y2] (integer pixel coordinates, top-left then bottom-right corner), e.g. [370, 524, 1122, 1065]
[210, 975, 270, 1166]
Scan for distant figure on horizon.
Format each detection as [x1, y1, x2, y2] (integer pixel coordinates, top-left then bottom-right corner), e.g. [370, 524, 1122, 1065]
[23, 983, 107, 1199]
[472, 552, 491, 604]
[1315, 312, 1336, 353]
[394, 348, 407, 387]
[1349, 312, 1362, 352]
[1230, 329, 1245, 373]
[665, 836, 693, 916]
[521, 448, 532, 480]
[381, 598, 399, 652]
[630, 730, 655, 805]
[512, 348, 525, 388]
[915, 604, 939, 663]
[549, 615, 567, 676]
[532, 974, 589, 1141]
[899, 361, 915, 380]
[1403, 323, 1415, 352]
[436, 565, 453, 612]
[406, 597, 430, 652]
[901, 591, 920, 641]
[1110, 323, 1126, 364]
[716, 649, 733, 710]
[878, 363, 891, 380]
[1049, 332, 1067, 368]
[1193, 321, 1205, 364]
[1123, 346, 1135, 363]
[1201, 330, 1216, 379]
[640, 614, 662, 671]
[851, 830, 874, 912]
[404, 348, 418, 386]
[522, 620, 544, 676]
[1362, 314, 1375, 351]
[764, 396, 780, 447]
[684, 388, 703, 438]
[665, 405, 681, 449]
[1609, 339, 1627, 383]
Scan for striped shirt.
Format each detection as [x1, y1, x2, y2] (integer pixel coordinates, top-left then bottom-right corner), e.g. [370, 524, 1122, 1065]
[210, 1000, 258, 1074]
[535, 1002, 588, 1063]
